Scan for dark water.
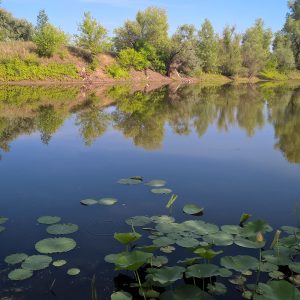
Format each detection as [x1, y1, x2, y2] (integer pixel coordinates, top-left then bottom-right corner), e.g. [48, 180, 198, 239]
[0, 82, 300, 299]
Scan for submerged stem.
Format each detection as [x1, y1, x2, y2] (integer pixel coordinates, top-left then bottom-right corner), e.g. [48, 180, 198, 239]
[135, 270, 146, 300]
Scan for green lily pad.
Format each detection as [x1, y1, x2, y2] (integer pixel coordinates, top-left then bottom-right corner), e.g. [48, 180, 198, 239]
[37, 216, 61, 225]
[235, 237, 265, 248]
[145, 179, 166, 187]
[254, 281, 300, 300]
[8, 269, 33, 281]
[289, 262, 300, 273]
[160, 246, 175, 253]
[151, 188, 172, 195]
[53, 260, 67, 267]
[0, 226, 5, 233]
[21, 255, 52, 271]
[176, 237, 199, 248]
[80, 199, 98, 206]
[118, 178, 142, 185]
[151, 215, 175, 223]
[182, 220, 219, 235]
[125, 216, 152, 227]
[0, 216, 8, 224]
[47, 223, 79, 235]
[186, 264, 220, 278]
[221, 225, 242, 235]
[35, 237, 76, 254]
[155, 222, 181, 234]
[269, 270, 285, 279]
[160, 285, 213, 300]
[148, 266, 185, 284]
[281, 226, 300, 235]
[111, 291, 132, 300]
[218, 268, 233, 277]
[221, 255, 259, 272]
[203, 232, 234, 246]
[262, 253, 291, 266]
[260, 262, 278, 272]
[149, 256, 168, 267]
[98, 198, 118, 205]
[194, 248, 223, 260]
[241, 220, 273, 237]
[183, 204, 204, 215]
[242, 291, 253, 299]
[114, 232, 141, 245]
[5, 253, 28, 265]
[177, 257, 200, 266]
[207, 282, 227, 296]
[153, 237, 175, 247]
[67, 268, 80, 276]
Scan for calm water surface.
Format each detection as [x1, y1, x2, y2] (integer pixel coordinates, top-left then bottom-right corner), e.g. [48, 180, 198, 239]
[0, 82, 300, 299]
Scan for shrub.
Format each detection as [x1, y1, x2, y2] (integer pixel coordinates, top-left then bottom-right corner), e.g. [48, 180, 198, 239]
[118, 48, 149, 71]
[106, 63, 129, 79]
[259, 69, 288, 81]
[33, 24, 68, 57]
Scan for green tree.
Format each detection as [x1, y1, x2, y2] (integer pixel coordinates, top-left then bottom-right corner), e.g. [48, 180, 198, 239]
[273, 31, 295, 71]
[197, 19, 219, 73]
[219, 26, 242, 76]
[118, 48, 149, 70]
[36, 9, 48, 31]
[75, 12, 111, 56]
[242, 19, 272, 77]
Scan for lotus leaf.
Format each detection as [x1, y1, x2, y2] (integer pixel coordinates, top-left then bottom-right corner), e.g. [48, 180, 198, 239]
[80, 199, 98, 206]
[182, 220, 219, 235]
[160, 246, 175, 253]
[0, 226, 5, 233]
[118, 178, 141, 185]
[145, 179, 166, 187]
[241, 220, 273, 237]
[37, 216, 61, 224]
[151, 188, 172, 194]
[281, 226, 300, 235]
[67, 268, 80, 276]
[155, 222, 181, 234]
[221, 225, 242, 235]
[253, 281, 300, 300]
[218, 268, 233, 277]
[160, 285, 214, 300]
[53, 260, 67, 267]
[242, 291, 253, 299]
[35, 237, 76, 254]
[203, 232, 234, 246]
[153, 237, 175, 247]
[151, 215, 175, 224]
[269, 271, 285, 279]
[186, 263, 220, 278]
[260, 262, 278, 272]
[111, 291, 132, 300]
[148, 266, 185, 284]
[207, 282, 227, 296]
[149, 256, 168, 267]
[176, 237, 199, 248]
[194, 248, 223, 260]
[262, 253, 291, 266]
[114, 232, 141, 245]
[47, 223, 79, 235]
[0, 216, 8, 224]
[234, 237, 265, 248]
[289, 262, 300, 273]
[177, 257, 200, 266]
[125, 216, 152, 227]
[220, 255, 259, 272]
[8, 269, 33, 281]
[183, 204, 204, 215]
[98, 198, 118, 205]
[5, 253, 28, 265]
[21, 255, 52, 271]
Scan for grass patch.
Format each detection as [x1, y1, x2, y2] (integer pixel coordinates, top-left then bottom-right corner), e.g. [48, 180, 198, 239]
[259, 70, 288, 81]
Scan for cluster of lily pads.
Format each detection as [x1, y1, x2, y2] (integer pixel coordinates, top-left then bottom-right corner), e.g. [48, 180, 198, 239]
[0, 216, 8, 233]
[104, 177, 300, 300]
[3, 215, 80, 281]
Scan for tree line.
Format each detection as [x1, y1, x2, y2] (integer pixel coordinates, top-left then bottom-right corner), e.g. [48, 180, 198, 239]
[1, 1, 300, 78]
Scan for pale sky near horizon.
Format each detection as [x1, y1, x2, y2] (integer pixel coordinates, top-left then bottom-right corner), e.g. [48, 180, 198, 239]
[1, 0, 289, 35]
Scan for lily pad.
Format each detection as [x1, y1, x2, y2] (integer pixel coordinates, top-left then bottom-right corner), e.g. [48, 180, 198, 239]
[67, 268, 80, 276]
[203, 232, 234, 246]
[0, 226, 5, 233]
[160, 246, 175, 253]
[111, 291, 132, 300]
[145, 179, 166, 187]
[183, 204, 204, 215]
[194, 248, 223, 260]
[182, 220, 219, 235]
[153, 237, 175, 247]
[118, 178, 142, 185]
[221, 255, 259, 272]
[0, 216, 8, 224]
[98, 198, 118, 205]
[160, 285, 213, 300]
[53, 260, 67, 267]
[176, 237, 199, 248]
[5, 253, 28, 265]
[151, 215, 175, 224]
[35, 237, 76, 254]
[207, 282, 227, 296]
[241, 220, 273, 237]
[149, 256, 168, 267]
[8, 269, 33, 281]
[80, 199, 98, 206]
[21, 255, 52, 271]
[269, 271, 285, 279]
[114, 232, 141, 245]
[221, 225, 242, 235]
[151, 188, 172, 195]
[234, 237, 265, 249]
[47, 223, 79, 235]
[37, 216, 61, 225]
[148, 266, 185, 284]
[186, 264, 220, 279]
[289, 262, 300, 273]
[125, 216, 152, 227]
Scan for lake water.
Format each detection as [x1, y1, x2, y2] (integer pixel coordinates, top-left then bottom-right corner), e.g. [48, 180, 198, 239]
[0, 82, 300, 299]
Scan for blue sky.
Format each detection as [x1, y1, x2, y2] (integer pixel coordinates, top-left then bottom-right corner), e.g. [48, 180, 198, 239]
[1, 0, 288, 35]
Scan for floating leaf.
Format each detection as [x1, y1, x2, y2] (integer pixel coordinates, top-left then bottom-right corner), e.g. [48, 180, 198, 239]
[194, 248, 223, 260]
[182, 220, 219, 235]
[218, 268, 233, 277]
[0, 226, 5, 233]
[281, 226, 299, 235]
[147, 266, 185, 284]
[254, 281, 300, 300]
[0, 216, 8, 224]
[47, 223, 79, 235]
[37, 216, 61, 225]
[262, 253, 291, 266]
[260, 262, 278, 272]
[125, 216, 152, 227]
[67, 268, 80, 276]
[151, 215, 175, 224]
[80, 199, 98, 206]
[111, 291, 132, 300]
[241, 220, 273, 237]
[35, 237, 76, 254]
[21, 255, 52, 271]
[176, 237, 199, 248]
[118, 178, 141, 185]
[221, 255, 259, 272]
[8, 269, 33, 281]
[151, 188, 172, 195]
[183, 204, 204, 215]
[130, 176, 143, 181]
[221, 225, 242, 235]
[242, 291, 253, 299]
[177, 257, 200, 266]
[229, 276, 247, 285]
[207, 282, 227, 296]
[160, 246, 175, 253]
[235, 237, 265, 249]
[114, 232, 141, 245]
[203, 232, 234, 246]
[160, 285, 213, 300]
[289, 262, 300, 273]
[145, 180, 166, 187]
[186, 264, 220, 278]
[149, 256, 168, 267]
[268, 271, 285, 279]
[98, 198, 118, 206]
[53, 260, 67, 267]
[153, 237, 175, 247]
[5, 253, 28, 265]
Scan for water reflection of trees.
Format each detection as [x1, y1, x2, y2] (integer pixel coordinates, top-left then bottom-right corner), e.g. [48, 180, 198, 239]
[0, 83, 300, 164]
